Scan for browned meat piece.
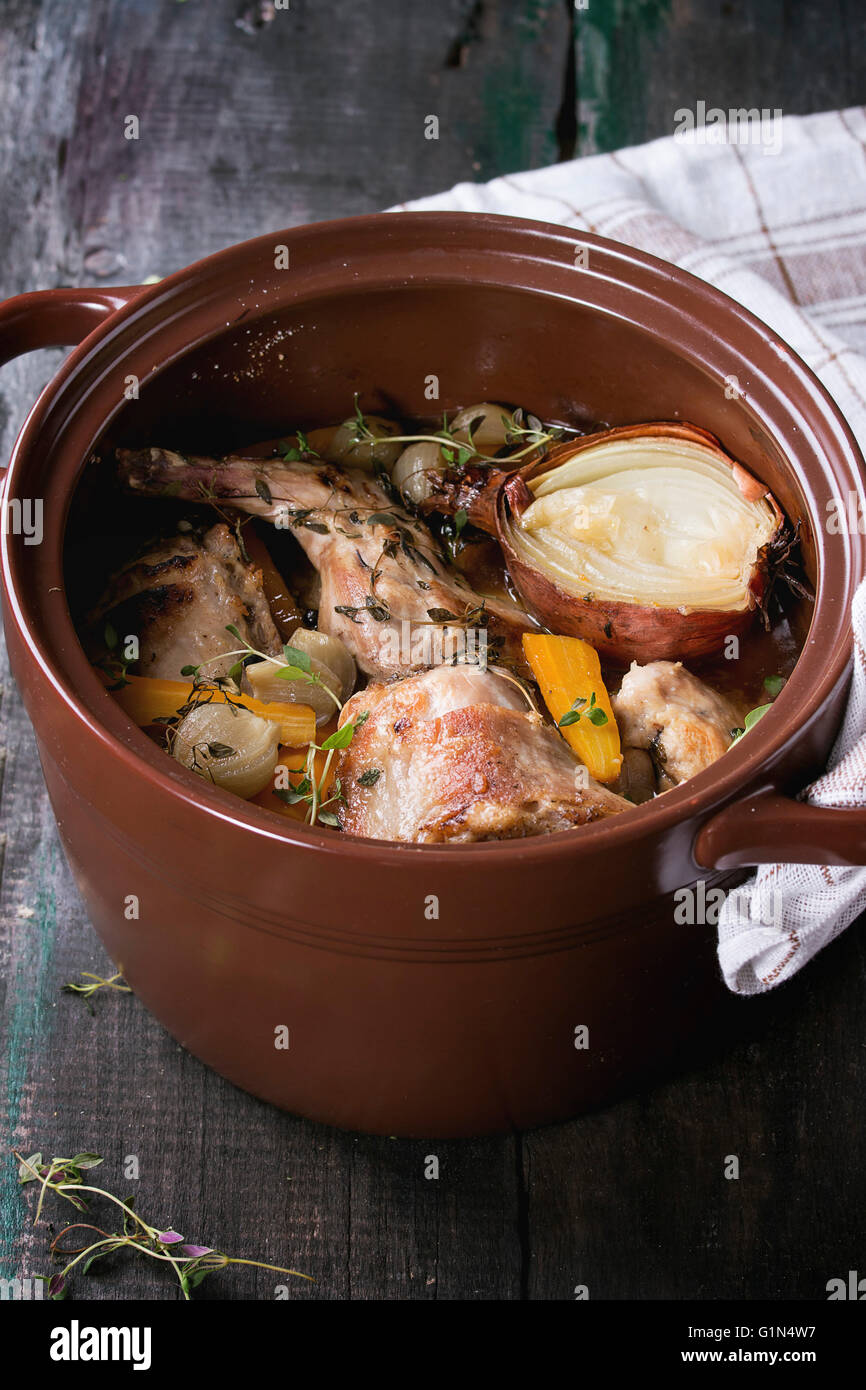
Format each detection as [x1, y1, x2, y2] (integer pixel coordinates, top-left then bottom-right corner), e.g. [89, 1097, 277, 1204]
[115, 448, 532, 680]
[612, 660, 745, 788]
[613, 747, 657, 805]
[88, 522, 282, 680]
[335, 665, 631, 843]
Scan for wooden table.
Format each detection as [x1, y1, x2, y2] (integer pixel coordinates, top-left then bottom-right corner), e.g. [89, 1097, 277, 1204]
[1, 0, 864, 1301]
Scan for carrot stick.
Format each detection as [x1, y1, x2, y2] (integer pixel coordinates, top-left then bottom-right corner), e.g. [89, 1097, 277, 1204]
[522, 634, 622, 783]
[107, 673, 316, 748]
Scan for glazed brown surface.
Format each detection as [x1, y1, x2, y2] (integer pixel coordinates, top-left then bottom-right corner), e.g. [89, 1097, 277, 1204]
[1, 213, 865, 1137]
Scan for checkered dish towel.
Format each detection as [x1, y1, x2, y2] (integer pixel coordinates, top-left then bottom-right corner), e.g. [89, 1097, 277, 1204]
[392, 107, 866, 994]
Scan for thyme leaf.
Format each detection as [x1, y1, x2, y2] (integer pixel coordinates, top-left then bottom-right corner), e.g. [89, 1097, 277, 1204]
[729, 704, 772, 744]
[558, 691, 608, 729]
[206, 742, 236, 759]
[280, 644, 312, 672]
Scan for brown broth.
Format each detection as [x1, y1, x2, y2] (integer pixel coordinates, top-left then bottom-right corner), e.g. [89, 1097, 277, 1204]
[690, 599, 807, 712]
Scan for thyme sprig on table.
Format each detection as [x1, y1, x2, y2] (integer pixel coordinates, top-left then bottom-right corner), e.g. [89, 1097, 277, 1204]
[61, 971, 131, 1015]
[13, 1151, 311, 1300]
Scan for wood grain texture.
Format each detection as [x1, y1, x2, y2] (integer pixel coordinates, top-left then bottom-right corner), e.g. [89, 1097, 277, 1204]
[1, 0, 865, 1301]
[575, 0, 866, 156]
[525, 928, 866, 1300]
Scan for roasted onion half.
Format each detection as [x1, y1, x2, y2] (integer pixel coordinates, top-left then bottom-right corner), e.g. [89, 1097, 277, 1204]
[497, 423, 786, 664]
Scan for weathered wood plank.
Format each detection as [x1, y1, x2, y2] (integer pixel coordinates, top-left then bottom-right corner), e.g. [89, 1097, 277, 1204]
[52, 0, 569, 286]
[524, 926, 866, 1300]
[576, 0, 866, 156]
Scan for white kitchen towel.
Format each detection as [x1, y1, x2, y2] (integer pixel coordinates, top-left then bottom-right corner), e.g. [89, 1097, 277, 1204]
[392, 106, 866, 993]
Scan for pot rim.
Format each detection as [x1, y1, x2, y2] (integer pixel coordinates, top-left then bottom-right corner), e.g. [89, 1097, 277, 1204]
[2, 210, 864, 866]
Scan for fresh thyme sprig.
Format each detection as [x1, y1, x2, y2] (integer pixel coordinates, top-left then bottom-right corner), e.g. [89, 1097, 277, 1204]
[97, 622, 133, 690]
[151, 673, 251, 753]
[194, 480, 254, 561]
[502, 406, 560, 449]
[347, 394, 563, 469]
[280, 429, 319, 462]
[14, 1151, 311, 1300]
[61, 971, 131, 1015]
[729, 675, 785, 744]
[274, 710, 369, 827]
[182, 625, 343, 713]
[178, 629, 372, 827]
[165, 628, 366, 825]
[333, 512, 446, 625]
[407, 599, 492, 632]
[558, 691, 609, 729]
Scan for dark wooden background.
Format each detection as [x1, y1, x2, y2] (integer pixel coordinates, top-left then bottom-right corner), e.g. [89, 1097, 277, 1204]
[1, 0, 865, 1301]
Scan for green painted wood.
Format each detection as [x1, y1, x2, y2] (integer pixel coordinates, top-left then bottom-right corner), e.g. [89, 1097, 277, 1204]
[575, 0, 866, 156]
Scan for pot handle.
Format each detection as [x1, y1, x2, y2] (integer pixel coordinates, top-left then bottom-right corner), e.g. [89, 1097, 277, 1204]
[694, 786, 866, 869]
[0, 286, 144, 368]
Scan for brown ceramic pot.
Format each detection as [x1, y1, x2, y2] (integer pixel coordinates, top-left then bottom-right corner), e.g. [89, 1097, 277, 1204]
[1, 214, 865, 1137]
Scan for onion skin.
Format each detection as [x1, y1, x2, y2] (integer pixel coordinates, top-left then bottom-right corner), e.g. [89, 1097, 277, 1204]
[450, 402, 514, 454]
[171, 703, 280, 799]
[500, 545, 761, 664]
[287, 626, 356, 701]
[497, 423, 786, 666]
[323, 415, 402, 471]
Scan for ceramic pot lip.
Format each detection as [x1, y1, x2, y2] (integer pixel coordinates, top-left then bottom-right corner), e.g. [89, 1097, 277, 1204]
[2, 210, 864, 865]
